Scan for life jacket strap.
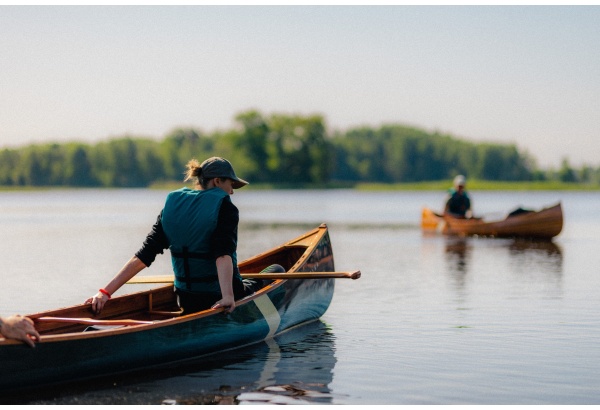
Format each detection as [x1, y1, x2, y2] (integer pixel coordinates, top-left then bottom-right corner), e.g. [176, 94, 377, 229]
[173, 247, 217, 290]
[171, 250, 212, 259]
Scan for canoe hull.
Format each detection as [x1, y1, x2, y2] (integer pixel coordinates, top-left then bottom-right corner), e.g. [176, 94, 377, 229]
[422, 203, 563, 239]
[0, 224, 335, 395]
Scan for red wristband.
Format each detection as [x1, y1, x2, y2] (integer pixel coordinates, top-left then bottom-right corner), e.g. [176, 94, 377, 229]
[99, 288, 111, 299]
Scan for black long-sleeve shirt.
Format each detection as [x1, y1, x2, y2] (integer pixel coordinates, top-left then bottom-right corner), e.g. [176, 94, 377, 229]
[135, 198, 239, 267]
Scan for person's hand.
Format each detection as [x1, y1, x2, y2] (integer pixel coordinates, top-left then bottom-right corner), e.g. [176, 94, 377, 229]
[212, 295, 235, 314]
[84, 291, 109, 314]
[0, 315, 40, 348]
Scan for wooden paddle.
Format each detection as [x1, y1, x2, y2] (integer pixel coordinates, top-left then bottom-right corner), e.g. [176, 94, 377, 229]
[126, 270, 361, 284]
[35, 317, 154, 326]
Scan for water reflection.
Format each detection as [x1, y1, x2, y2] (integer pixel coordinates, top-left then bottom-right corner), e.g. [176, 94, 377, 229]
[443, 237, 472, 295]
[506, 239, 563, 277]
[508, 239, 562, 258]
[441, 236, 564, 301]
[443, 237, 563, 275]
[444, 237, 471, 275]
[24, 320, 336, 405]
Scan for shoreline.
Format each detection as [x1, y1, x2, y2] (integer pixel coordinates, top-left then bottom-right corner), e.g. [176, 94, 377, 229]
[1, 180, 599, 192]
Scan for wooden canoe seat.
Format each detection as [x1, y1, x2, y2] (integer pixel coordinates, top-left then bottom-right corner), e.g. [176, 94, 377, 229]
[147, 292, 183, 317]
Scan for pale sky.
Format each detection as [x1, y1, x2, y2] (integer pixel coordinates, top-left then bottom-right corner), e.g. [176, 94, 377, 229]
[1, 5, 599, 168]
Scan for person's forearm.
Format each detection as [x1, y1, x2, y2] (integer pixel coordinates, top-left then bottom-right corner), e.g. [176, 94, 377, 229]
[215, 255, 234, 299]
[103, 256, 148, 295]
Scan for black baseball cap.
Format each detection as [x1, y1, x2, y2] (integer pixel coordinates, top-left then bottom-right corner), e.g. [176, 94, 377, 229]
[200, 157, 249, 189]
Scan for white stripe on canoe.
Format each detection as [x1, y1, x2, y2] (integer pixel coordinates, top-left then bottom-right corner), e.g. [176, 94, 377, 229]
[253, 294, 281, 339]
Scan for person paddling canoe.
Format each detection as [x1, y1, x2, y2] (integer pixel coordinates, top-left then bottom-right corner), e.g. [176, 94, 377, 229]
[444, 175, 473, 219]
[85, 157, 283, 315]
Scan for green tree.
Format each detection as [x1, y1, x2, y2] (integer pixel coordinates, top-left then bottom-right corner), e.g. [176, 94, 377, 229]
[64, 144, 98, 186]
[266, 113, 331, 184]
[160, 128, 212, 181]
[0, 149, 19, 185]
[234, 110, 270, 182]
[558, 158, 577, 182]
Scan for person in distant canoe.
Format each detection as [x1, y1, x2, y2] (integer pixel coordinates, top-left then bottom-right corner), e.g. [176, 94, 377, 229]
[86, 157, 283, 316]
[444, 175, 472, 219]
[0, 315, 40, 347]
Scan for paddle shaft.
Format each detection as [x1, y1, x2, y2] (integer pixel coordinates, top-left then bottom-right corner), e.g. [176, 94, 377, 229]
[127, 270, 361, 284]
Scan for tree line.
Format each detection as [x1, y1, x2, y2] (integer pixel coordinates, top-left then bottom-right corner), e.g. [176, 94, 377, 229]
[1, 110, 598, 187]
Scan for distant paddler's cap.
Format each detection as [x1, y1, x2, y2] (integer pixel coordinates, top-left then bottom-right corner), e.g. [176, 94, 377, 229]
[453, 175, 466, 188]
[200, 157, 249, 189]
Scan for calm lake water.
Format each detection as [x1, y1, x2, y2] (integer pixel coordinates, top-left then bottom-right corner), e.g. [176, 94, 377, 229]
[1, 188, 599, 404]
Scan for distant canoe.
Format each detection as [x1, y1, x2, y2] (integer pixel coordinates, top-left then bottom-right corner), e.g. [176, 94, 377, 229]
[421, 203, 563, 239]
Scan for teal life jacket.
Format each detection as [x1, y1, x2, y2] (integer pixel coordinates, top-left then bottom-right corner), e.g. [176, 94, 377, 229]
[161, 187, 239, 293]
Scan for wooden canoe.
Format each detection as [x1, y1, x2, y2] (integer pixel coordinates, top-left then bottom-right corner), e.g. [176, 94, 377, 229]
[421, 202, 563, 239]
[0, 224, 350, 395]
